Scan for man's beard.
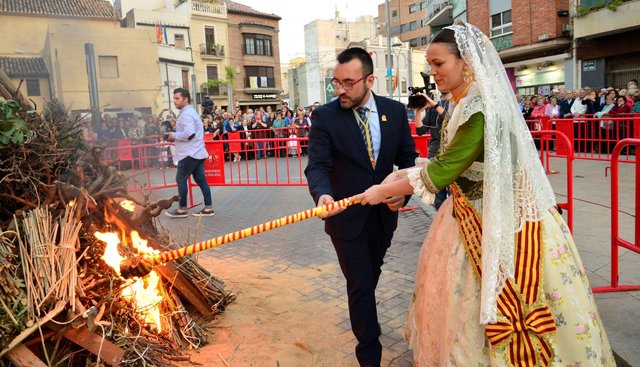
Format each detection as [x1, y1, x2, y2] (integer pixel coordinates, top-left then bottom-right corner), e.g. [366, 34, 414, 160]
[339, 88, 369, 110]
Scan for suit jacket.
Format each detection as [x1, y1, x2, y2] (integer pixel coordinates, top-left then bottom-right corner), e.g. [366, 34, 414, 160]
[305, 94, 417, 240]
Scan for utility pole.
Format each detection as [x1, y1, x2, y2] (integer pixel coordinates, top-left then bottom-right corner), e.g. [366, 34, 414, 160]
[385, 0, 393, 98]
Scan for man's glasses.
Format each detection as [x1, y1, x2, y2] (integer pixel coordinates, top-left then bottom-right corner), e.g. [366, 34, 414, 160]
[331, 74, 371, 90]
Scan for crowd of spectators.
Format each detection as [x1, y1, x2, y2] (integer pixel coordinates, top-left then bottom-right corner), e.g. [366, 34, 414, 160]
[516, 79, 640, 153]
[84, 101, 319, 166]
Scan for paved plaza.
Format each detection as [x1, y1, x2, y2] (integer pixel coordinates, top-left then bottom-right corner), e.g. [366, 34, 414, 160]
[133, 156, 640, 366]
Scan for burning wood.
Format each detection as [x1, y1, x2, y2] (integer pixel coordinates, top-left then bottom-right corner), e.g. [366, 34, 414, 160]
[0, 74, 234, 366]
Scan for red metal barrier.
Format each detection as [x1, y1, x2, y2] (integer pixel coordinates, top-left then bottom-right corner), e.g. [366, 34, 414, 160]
[530, 130, 574, 232]
[593, 138, 640, 293]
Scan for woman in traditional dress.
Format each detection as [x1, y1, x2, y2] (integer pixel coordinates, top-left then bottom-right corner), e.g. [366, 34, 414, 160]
[355, 21, 614, 367]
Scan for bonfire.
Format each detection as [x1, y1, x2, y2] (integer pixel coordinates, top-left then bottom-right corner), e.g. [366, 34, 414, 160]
[0, 71, 234, 366]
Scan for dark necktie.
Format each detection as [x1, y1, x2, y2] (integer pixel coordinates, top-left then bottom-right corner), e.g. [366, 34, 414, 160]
[355, 106, 375, 167]
[356, 106, 370, 145]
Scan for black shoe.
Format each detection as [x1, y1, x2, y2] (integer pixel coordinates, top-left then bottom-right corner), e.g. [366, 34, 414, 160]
[192, 208, 215, 217]
[165, 209, 188, 218]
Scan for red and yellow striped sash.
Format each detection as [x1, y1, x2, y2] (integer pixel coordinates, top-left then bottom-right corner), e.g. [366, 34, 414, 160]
[450, 184, 556, 367]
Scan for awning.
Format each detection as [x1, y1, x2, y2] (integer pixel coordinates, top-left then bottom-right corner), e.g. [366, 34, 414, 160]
[237, 99, 281, 106]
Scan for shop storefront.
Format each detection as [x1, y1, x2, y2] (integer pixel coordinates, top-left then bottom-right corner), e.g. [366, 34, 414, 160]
[514, 65, 565, 96]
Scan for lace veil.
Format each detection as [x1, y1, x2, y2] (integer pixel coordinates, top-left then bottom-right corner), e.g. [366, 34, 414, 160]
[444, 20, 557, 323]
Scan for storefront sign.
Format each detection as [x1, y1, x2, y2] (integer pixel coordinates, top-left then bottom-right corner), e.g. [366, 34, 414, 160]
[515, 70, 565, 88]
[582, 60, 597, 72]
[252, 93, 277, 99]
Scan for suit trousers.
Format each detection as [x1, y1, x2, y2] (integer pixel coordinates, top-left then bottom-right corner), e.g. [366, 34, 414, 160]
[331, 208, 393, 366]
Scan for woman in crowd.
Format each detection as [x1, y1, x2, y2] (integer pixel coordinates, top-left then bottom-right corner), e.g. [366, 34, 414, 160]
[531, 97, 546, 119]
[544, 96, 561, 118]
[292, 107, 311, 156]
[354, 20, 613, 366]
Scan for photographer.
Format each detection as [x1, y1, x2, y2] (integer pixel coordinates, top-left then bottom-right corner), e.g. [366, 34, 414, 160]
[413, 89, 451, 210]
[201, 96, 214, 117]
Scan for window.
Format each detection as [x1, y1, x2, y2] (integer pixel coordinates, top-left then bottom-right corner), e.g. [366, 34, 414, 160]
[410, 21, 418, 31]
[182, 69, 189, 89]
[401, 78, 407, 93]
[98, 56, 119, 78]
[174, 34, 185, 48]
[26, 79, 40, 96]
[384, 54, 394, 69]
[205, 27, 215, 46]
[244, 34, 273, 56]
[206, 65, 219, 95]
[490, 10, 512, 37]
[392, 9, 398, 24]
[409, 3, 420, 13]
[245, 66, 275, 88]
[410, 38, 419, 47]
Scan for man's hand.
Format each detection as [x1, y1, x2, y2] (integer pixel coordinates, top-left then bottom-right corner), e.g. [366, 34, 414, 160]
[383, 196, 405, 212]
[167, 132, 174, 140]
[317, 194, 346, 219]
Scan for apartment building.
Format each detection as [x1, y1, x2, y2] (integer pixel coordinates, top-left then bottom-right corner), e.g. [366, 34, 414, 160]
[224, 0, 283, 111]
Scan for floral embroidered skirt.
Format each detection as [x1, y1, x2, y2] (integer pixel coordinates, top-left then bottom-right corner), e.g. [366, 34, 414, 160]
[404, 197, 615, 366]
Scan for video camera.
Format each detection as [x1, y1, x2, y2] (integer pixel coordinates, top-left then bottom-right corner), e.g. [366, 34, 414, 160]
[407, 71, 437, 110]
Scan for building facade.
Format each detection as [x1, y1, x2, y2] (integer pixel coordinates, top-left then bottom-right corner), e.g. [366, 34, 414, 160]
[0, 0, 163, 115]
[466, 0, 572, 95]
[225, 0, 282, 111]
[296, 12, 377, 107]
[377, 0, 432, 48]
[124, 2, 196, 111]
[0, 57, 51, 111]
[573, 0, 640, 89]
[191, 1, 231, 111]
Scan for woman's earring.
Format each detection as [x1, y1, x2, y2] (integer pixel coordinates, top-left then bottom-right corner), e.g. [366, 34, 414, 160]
[463, 67, 473, 83]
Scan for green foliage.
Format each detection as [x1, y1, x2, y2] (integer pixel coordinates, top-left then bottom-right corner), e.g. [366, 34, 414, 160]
[576, 0, 624, 16]
[201, 64, 235, 90]
[0, 100, 31, 145]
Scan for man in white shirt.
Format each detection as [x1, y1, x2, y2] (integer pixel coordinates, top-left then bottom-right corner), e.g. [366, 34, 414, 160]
[165, 88, 214, 217]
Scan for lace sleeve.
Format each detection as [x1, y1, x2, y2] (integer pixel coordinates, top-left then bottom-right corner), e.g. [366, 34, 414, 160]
[408, 167, 436, 205]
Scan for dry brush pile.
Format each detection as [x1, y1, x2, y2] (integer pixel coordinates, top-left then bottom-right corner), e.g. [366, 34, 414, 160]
[0, 72, 234, 366]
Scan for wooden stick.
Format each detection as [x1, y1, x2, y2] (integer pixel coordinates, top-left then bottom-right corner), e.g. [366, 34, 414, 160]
[217, 352, 231, 367]
[0, 300, 65, 359]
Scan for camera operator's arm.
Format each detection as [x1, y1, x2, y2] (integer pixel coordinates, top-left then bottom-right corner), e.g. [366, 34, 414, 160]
[414, 93, 445, 136]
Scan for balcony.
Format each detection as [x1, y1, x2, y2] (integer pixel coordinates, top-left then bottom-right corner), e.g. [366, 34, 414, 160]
[191, 1, 227, 18]
[157, 43, 193, 64]
[574, 0, 640, 39]
[201, 84, 228, 98]
[200, 43, 225, 59]
[425, 0, 453, 27]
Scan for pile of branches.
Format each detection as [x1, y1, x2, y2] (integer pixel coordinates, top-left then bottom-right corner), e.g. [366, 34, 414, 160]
[0, 74, 235, 366]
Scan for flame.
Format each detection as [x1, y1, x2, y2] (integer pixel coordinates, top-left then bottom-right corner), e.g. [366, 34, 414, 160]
[94, 230, 164, 333]
[96, 231, 124, 275]
[119, 200, 135, 212]
[69, 199, 76, 207]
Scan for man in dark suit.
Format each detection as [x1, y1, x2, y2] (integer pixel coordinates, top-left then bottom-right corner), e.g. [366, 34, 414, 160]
[305, 47, 416, 367]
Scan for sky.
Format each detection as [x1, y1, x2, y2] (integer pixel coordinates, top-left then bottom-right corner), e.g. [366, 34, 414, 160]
[236, 0, 381, 62]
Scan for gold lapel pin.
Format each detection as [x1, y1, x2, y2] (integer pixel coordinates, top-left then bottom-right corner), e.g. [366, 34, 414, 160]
[381, 115, 387, 122]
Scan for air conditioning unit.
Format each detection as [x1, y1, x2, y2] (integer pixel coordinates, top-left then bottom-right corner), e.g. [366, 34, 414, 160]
[537, 34, 550, 41]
